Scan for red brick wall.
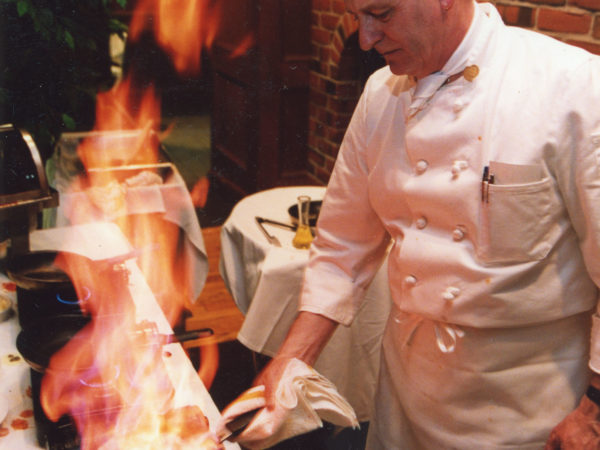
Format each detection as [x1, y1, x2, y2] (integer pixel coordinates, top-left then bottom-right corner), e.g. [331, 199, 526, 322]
[489, 0, 600, 53]
[307, 0, 600, 185]
[307, 0, 360, 184]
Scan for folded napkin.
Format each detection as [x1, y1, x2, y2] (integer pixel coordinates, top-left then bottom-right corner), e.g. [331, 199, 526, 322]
[216, 358, 359, 449]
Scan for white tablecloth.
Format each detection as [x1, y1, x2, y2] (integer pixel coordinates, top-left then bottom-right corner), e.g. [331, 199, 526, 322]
[0, 273, 39, 448]
[219, 187, 391, 422]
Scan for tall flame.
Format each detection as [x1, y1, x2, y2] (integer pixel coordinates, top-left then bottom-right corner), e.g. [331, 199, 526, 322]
[128, 0, 253, 75]
[37, 0, 256, 446]
[77, 76, 161, 171]
[130, 0, 216, 75]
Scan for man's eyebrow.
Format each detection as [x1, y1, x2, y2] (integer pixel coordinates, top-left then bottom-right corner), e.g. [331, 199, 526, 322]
[347, 2, 392, 16]
[361, 1, 393, 10]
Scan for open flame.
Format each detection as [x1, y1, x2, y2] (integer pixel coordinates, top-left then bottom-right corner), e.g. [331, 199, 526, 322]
[128, 0, 252, 76]
[39, 0, 254, 447]
[129, 0, 214, 75]
[77, 76, 161, 170]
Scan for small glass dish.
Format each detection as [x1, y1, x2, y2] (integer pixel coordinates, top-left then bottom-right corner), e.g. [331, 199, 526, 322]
[0, 294, 13, 323]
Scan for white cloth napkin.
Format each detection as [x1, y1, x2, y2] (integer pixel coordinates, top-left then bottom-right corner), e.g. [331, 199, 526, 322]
[216, 358, 359, 449]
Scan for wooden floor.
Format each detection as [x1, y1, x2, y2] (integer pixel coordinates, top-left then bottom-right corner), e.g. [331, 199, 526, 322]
[185, 226, 244, 343]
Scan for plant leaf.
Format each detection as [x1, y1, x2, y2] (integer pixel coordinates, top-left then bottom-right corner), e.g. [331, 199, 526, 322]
[64, 30, 75, 49]
[17, 0, 28, 17]
[61, 113, 76, 130]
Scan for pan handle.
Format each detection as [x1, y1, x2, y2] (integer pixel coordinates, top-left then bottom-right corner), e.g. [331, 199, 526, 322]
[162, 328, 214, 344]
[133, 321, 214, 347]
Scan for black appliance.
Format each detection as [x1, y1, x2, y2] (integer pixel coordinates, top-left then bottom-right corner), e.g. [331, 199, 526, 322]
[0, 124, 58, 256]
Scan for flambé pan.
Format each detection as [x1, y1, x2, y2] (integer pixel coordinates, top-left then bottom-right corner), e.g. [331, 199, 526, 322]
[16, 314, 213, 373]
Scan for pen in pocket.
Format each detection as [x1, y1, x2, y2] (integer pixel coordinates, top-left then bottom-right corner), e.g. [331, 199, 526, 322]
[481, 166, 495, 203]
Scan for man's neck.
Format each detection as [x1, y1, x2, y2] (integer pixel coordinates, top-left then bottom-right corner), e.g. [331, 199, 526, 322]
[418, 0, 476, 80]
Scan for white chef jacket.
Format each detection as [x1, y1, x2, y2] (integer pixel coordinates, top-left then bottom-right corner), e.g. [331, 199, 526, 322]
[299, 3, 600, 448]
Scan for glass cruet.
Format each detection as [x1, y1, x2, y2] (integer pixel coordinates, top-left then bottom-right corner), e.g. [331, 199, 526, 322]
[292, 195, 313, 249]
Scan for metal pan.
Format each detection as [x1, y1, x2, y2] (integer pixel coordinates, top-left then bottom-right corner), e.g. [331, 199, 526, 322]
[6, 251, 88, 328]
[16, 314, 213, 373]
[16, 313, 91, 372]
[6, 250, 72, 290]
[5, 250, 135, 290]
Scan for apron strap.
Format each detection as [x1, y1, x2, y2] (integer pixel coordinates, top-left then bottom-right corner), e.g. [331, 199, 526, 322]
[395, 312, 465, 353]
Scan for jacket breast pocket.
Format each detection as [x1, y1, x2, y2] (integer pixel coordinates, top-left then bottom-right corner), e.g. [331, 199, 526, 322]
[476, 163, 564, 265]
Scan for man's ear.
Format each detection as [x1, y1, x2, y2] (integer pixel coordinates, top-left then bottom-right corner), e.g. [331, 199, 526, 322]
[440, 0, 455, 11]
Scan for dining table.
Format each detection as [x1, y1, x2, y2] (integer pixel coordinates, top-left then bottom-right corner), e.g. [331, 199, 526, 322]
[0, 223, 238, 449]
[0, 269, 37, 448]
[219, 186, 392, 422]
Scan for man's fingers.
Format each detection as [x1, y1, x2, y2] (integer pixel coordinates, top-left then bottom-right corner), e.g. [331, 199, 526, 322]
[544, 434, 561, 450]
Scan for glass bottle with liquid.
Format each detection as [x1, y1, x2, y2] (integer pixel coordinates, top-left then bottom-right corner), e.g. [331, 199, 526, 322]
[292, 195, 313, 249]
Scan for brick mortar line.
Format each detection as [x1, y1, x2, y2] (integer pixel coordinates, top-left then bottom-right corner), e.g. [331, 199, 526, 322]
[308, 135, 343, 149]
[307, 150, 337, 167]
[309, 131, 348, 144]
[494, 1, 600, 16]
[539, 29, 599, 40]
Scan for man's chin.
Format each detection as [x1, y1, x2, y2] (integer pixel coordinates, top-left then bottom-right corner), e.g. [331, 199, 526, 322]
[383, 54, 412, 76]
[388, 63, 410, 76]
[387, 60, 423, 78]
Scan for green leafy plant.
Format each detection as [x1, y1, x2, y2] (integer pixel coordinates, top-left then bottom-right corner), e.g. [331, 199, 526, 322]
[0, 0, 128, 159]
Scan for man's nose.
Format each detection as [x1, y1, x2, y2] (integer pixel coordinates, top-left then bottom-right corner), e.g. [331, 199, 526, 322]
[358, 18, 382, 51]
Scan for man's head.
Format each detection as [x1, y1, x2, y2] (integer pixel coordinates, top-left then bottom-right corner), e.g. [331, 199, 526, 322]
[345, 0, 474, 78]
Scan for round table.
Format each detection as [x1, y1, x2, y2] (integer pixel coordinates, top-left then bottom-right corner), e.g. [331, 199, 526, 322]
[219, 186, 391, 421]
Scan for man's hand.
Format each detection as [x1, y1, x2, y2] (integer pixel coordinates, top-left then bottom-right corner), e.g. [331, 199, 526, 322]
[252, 311, 338, 411]
[253, 355, 296, 411]
[223, 312, 338, 447]
[545, 388, 600, 449]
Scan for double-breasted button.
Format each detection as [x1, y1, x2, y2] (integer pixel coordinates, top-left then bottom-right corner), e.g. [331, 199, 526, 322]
[404, 275, 417, 286]
[451, 160, 469, 177]
[442, 286, 461, 301]
[415, 160, 429, 174]
[452, 227, 466, 241]
[453, 99, 465, 114]
[442, 291, 455, 301]
[416, 217, 428, 229]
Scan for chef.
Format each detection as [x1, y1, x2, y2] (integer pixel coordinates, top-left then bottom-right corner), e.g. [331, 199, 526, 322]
[250, 0, 600, 448]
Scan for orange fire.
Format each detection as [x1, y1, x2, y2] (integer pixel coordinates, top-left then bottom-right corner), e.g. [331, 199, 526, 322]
[35, 0, 260, 446]
[130, 0, 213, 75]
[41, 99, 220, 447]
[129, 0, 253, 75]
[76, 76, 161, 171]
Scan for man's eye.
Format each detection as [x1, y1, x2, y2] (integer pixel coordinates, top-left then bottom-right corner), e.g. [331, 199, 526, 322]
[371, 9, 391, 21]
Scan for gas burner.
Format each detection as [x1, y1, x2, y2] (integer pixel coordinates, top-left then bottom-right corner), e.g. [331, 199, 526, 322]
[30, 369, 80, 450]
[57, 286, 91, 305]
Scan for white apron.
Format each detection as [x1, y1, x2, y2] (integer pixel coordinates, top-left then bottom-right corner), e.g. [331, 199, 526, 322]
[366, 306, 592, 449]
